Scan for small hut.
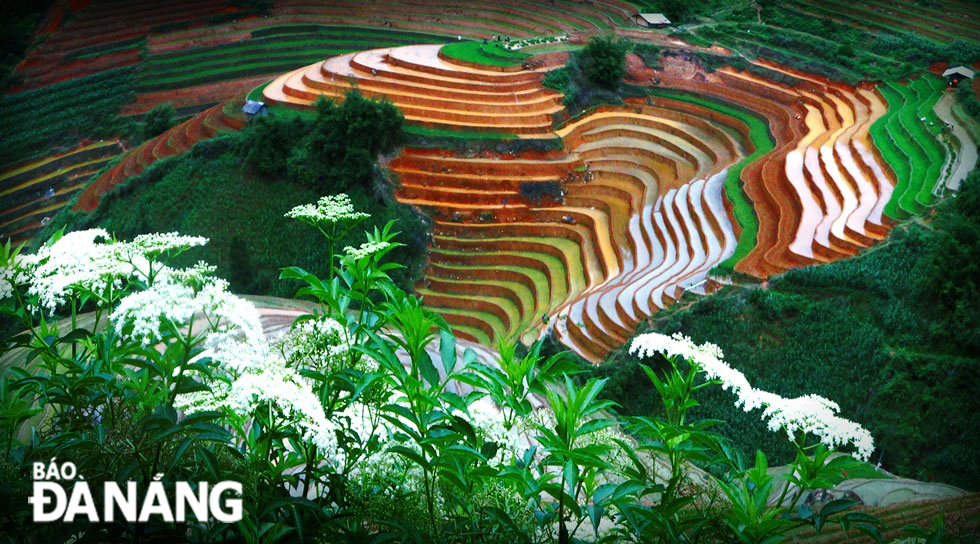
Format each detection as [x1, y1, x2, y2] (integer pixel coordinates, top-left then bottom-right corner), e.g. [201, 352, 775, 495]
[632, 13, 671, 29]
[942, 66, 976, 87]
[242, 100, 268, 119]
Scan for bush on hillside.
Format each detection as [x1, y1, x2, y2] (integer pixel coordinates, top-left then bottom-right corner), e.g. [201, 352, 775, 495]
[241, 114, 307, 177]
[140, 102, 176, 141]
[542, 36, 634, 116]
[578, 35, 630, 89]
[287, 94, 405, 191]
[244, 93, 405, 193]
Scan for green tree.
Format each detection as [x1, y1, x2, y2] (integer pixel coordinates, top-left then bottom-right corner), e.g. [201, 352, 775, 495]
[577, 35, 630, 89]
[141, 102, 177, 141]
[241, 113, 307, 177]
[288, 92, 405, 191]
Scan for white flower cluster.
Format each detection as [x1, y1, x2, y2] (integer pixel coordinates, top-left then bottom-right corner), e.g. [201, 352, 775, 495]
[343, 240, 391, 261]
[178, 313, 384, 473]
[630, 332, 875, 461]
[18, 229, 127, 313]
[127, 232, 208, 258]
[9, 229, 210, 314]
[0, 262, 23, 301]
[274, 316, 356, 373]
[110, 277, 262, 346]
[285, 194, 370, 225]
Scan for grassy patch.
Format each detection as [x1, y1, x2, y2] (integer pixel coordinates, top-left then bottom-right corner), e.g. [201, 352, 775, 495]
[440, 41, 530, 67]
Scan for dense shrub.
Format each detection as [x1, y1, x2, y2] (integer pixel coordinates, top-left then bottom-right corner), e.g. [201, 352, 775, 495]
[542, 37, 632, 116]
[287, 94, 405, 191]
[140, 102, 176, 141]
[243, 93, 405, 193]
[578, 35, 630, 89]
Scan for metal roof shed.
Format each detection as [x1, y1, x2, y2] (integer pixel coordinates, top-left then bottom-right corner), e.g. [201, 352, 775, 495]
[242, 100, 268, 117]
[633, 13, 671, 28]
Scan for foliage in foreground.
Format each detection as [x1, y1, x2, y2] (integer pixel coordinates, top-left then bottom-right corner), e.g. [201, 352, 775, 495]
[2, 193, 947, 543]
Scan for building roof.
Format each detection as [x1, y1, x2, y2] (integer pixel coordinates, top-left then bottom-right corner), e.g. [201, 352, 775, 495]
[242, 100, 267, 114]
[637, 13, 671, 25]
[942, 66, 976, 79]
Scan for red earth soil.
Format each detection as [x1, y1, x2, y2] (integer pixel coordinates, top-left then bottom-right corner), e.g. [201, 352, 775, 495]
[38, 4, 64, 35]
[122, 75, 271, 115]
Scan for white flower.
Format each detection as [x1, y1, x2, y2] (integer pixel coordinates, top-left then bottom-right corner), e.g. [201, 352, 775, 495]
[12, 229, 210, 313]
[111, 276, 262, 346]
[275, 316, 356, 373]
[20, 229, 130, 313]
[127, 232, 208, 257]
[630, 332, 875, 461]
[285, 194, 369, 225]
[0, 265, 17, 301]
[343, 240, 391, 261]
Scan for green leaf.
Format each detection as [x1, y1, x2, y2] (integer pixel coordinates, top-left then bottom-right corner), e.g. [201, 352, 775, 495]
[439, 328, 457, 375]
[389, 445, 429, 470]
[480, 441, 500, 460]
[850, 523, 883, 544]
[816, 498, 859, 531]
[417, 349, 440, 387]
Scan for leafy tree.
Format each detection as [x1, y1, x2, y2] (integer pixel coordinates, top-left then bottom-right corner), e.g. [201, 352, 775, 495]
[577, 35, 630, 89]
[140, 102, 177, 141]
[287, 93, 405, 191]
[241, 113, 307, 177]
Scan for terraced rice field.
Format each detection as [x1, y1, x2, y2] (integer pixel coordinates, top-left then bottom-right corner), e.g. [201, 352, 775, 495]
[9, 0, 245, 92]
[0, 141, 123, 244]
[872, 76, 947, 218]
[264, 43, 953, 361]
[262, 44, 566, 134]
[795, 0, 980, 44]
[138, 26, 451, 94]
[9, 2, 968, 363]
